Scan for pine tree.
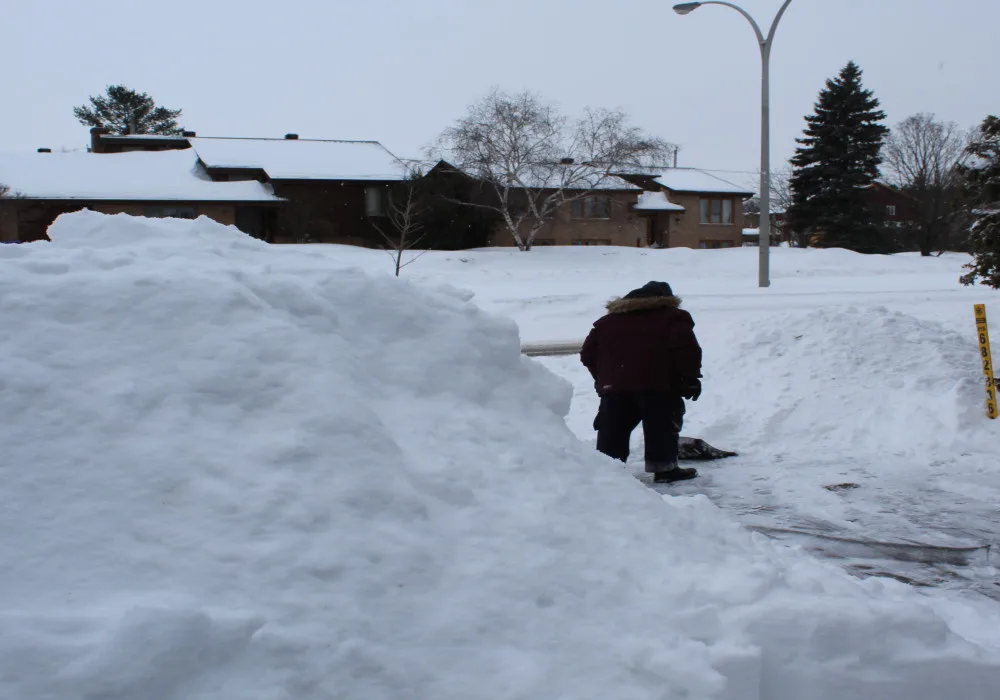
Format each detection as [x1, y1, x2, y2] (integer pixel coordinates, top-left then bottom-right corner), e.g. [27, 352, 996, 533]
[73, 85, 183, 135]
[787, 62, 888, 252]
[959, 116, 1000, 288]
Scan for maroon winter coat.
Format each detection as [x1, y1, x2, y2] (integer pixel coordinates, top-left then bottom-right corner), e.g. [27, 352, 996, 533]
[580, 295, 702, 395]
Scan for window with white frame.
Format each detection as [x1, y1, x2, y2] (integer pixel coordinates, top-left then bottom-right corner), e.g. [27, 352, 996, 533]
[699, 198, 733, 225]
[885, 205, 897, 217]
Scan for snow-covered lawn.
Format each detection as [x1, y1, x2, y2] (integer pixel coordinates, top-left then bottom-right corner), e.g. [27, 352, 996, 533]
[2, 213, 999, 699]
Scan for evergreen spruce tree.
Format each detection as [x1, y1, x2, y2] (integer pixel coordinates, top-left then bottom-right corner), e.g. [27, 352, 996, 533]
[959, 115, 1000, 288]
[787, 62, 888, 252]
[74, 85, 183, 135]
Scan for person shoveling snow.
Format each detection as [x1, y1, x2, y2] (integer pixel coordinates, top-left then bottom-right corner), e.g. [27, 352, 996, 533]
[581, 281, 705, 483]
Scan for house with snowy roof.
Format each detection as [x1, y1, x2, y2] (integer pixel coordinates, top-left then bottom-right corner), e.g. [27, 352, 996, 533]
[0, 129, 409, 244]
[425, 160, 755, 249]
[91, 129, 409, 246]
[618, 168, 756, 249]
[420, 159, 645, 247]
[1, 127, 755, 249]
[0, 148, 282, 243]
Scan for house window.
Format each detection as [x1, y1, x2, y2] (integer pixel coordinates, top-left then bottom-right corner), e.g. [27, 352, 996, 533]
[885, 205, 897, 217]
[699, 198, 733, 225]
[144, 205, 197, 219]
[571, 196, 612, 219]
[571, 239, 612, 246]
[698, 239, 735, 249]
[365, 186, 386, 217]
[532, 239, 556, 246]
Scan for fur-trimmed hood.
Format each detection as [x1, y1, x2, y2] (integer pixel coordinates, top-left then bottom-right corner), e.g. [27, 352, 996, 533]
[606, 295, 682, 314]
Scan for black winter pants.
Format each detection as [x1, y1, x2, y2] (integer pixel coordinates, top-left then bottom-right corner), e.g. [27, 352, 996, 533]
[594, 392, 685, 470]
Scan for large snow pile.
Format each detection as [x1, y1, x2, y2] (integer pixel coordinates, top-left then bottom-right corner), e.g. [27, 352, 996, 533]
[2, 211, 1000, 700]
[705, 306, 993, 458]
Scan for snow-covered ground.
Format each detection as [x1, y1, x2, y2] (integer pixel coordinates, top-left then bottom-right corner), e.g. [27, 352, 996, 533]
[3, 213, 1000, 699]
[342, 244, 1000, 599]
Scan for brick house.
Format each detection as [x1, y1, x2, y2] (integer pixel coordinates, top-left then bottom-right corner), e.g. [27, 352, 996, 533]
[183, 135, 407, 245]
[864, 181, 920, 226]
[1, 130, 410, 245]
[88, 129, 409, 246]
[0, 148, 281, 243]
[2, 129, 755, 250]
[495, 183, 651, 248]
[620, 168, 755, 249]
[430, 161, 755, 249]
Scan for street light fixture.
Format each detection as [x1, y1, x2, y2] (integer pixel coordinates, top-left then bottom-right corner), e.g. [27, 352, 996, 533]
[672, 0, 794, 288]
[672, 2, 702, 14]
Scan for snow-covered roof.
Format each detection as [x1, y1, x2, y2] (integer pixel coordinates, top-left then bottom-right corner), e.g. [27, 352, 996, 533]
[634, 190, 685, 212]
[431, 159, 639, 191]
[654, 168, 755, 196]
[190, 137, 407, 181]
[563, 173, 640, 191]
[103, 134, 188, 141]
[0, 150, 280, 202]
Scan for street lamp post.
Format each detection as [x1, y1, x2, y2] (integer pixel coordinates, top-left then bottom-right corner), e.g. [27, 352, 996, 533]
[673, 0, 793, 288]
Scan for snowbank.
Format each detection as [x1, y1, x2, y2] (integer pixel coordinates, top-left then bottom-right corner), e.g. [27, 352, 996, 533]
[2, 212, 999, 699]
[706, 306, 995, 458]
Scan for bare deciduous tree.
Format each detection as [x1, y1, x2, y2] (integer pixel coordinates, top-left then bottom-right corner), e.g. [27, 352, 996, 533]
[882, 113, 968, 255]
[769, 165, 794, 214]
[743, 165, 796, 243]
[371, 174, 429, 276]
[435, 88, 675, 250]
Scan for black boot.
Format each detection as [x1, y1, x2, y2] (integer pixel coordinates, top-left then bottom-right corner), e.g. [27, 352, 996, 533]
[653, 467, 698, 483]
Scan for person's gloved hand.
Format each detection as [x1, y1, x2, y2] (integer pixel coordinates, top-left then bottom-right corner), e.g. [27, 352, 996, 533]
[680, 378, 702, 401]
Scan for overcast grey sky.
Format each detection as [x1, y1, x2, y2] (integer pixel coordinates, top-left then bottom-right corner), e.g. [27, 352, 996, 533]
[4, 0, 997, 188]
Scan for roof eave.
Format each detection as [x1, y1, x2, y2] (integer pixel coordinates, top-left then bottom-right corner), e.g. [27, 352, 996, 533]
[665, 188, 756, 197]
[8, 196, 283, 204]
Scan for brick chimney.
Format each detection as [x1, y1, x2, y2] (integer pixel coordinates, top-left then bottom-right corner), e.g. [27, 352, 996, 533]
[90, 127, 111, 153]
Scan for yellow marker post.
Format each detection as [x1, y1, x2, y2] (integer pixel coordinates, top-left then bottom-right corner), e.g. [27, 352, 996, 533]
[974, 304, 998, 419]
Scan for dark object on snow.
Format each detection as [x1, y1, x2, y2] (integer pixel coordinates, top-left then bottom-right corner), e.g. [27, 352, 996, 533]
[654, 467, 698, 483]
[591, 409, 737, 462]
[677, 437, 738, 461]
[824, 482, 861, 492]
[582, 282, 704, 478]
